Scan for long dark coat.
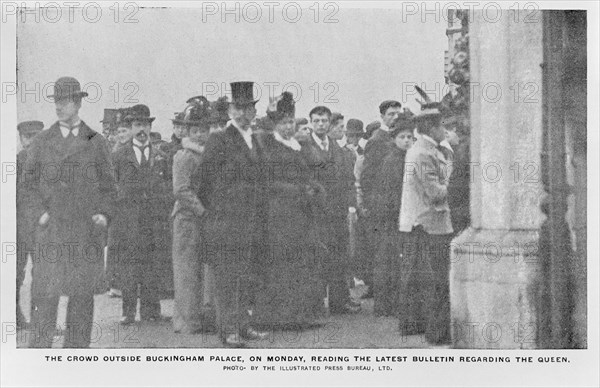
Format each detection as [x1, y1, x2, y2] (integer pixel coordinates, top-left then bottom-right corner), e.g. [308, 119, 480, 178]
[361, 128, 396, 217]
[372, 146, 407, 316]
[299, 135, 355, 309]
[253, 134, 325, 326]
[197, 124, 265, 252]
[196, 124, 265, 330]
[107, 141, 171, 290]
[22, 122, 116, 298]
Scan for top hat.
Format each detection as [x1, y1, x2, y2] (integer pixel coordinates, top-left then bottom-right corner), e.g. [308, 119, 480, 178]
[48, 76, 89, 101]
[346, 119, 364, 135]
[18, 120, 44, 134]
[100, 108, 120, 124]
[230, 81, 259, 106]
[172, 96, 211, 126]
[122, 104, 155, 123]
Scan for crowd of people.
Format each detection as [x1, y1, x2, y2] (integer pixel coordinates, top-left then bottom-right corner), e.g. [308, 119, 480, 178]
[16, 76, 470, 348]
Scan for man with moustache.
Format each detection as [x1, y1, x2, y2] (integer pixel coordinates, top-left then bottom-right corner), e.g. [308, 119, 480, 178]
[300, 106, 359, 315]
[108, 104, 171, 325]
[197, 82, 269, 347]
[22, 77, 116, 347]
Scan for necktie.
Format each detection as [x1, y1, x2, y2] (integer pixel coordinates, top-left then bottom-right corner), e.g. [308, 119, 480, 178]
[134, 144, 148, 165]
[321, 139, 328, 151]
[61, 123, 78, 138]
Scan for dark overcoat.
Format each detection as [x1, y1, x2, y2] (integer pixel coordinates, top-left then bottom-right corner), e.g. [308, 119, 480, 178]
[361, 128, 396, 217]
[197, 124, 265, 253]
[254, 133, 325, 324]
[299, 135, 354, 225]
[107, 141, 171, 288]
[22, 122, 116, 298]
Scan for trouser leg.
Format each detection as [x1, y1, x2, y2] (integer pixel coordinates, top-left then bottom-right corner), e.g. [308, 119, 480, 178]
[64, 293, 95, 348]
[28, 295, 60, 348]
[212, 251, 250, 338]
[424, 234, 451, 344]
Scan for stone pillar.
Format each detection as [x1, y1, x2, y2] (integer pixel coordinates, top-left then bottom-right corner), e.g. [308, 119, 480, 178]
[450, 11, 544, 349]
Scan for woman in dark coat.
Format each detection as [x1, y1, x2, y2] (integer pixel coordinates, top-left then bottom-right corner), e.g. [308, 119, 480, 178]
[372, 122, 414, 316]
[254, 92, 325, 329]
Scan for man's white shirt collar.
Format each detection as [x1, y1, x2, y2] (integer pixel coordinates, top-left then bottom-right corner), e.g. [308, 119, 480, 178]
[59, 120, 81, 138]
[379, 122, 390, 132]
[232, 120, 253, 149]
[132, 138, 150, 164]
[312, 132, 329, 150]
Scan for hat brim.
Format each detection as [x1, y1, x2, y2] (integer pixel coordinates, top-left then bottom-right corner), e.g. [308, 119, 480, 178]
[48, 91, 89, 100]
[123, 116, 156, 123]
[171, 118, 208, 126]
[230, 99, 259, 106]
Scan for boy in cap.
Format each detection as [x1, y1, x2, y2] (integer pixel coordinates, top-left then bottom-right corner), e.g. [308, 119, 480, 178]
[22, 77, 116, 347]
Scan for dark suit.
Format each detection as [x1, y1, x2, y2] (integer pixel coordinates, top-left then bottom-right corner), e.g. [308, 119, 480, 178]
[300, 135, 355, 311]
[358, 127, 396, 291]
[197, 124, 264, 336]
[108, 141, 170, 320]
[22, 122, 116, 347]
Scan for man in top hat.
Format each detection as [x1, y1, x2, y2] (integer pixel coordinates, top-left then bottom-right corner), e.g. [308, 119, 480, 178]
[398, 105, 453, 345]
[22, 77, 116, 348]
[197, 81, 269, 347]
[16, 120, 44, 329]
[108, 104, 171, 325]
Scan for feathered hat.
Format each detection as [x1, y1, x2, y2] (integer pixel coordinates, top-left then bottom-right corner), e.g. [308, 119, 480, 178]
[209, 96, 230, 125]
[172, 96, 211, 126]
[266, 91, 295, 122]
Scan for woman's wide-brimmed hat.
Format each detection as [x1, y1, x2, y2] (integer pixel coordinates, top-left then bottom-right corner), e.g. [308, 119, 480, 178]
[172, 96, 211, 126]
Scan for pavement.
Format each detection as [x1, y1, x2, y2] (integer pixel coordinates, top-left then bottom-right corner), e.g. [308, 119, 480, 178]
[16, 262, 431, 349]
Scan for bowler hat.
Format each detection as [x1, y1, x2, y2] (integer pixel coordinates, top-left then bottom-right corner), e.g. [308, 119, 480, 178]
[230, 81, 259, 106]
[122, 104, 155, 123]
[48, 76, 88, 101]
[18, 120, 44, 134]
[346, 119, 364, 135]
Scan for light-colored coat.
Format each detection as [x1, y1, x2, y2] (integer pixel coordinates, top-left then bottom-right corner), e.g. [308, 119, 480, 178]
[399, 136, 453, 235]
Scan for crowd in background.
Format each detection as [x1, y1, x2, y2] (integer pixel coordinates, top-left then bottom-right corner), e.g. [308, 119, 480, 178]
[16, 77, 470, 348]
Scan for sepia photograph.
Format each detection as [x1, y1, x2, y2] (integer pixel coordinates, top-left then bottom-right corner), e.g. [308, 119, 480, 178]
[1, 1, 598, 387]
